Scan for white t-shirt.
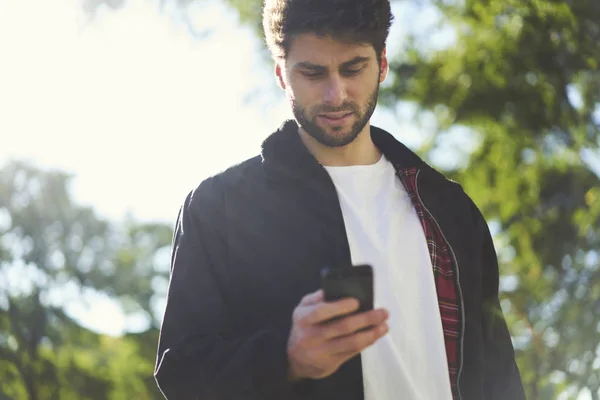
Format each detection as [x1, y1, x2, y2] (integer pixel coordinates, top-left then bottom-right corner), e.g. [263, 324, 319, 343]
[324, 155, 453, 400]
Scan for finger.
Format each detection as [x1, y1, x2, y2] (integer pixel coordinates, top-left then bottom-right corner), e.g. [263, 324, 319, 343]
[331, 350, 361, 367]
[327, 322, 389, 355]
[304, 298, 360, 325]
[322, 308, 389, 340]
[300, 290, 324, 306]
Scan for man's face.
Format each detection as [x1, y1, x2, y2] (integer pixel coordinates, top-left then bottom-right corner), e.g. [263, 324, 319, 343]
[277, 33, 388, 148]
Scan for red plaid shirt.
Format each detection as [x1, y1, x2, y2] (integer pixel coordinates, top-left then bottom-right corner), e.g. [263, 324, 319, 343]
[397, 167, 462, 399]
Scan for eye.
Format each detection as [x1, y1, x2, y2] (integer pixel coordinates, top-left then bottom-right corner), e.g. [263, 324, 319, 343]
[342, 68, 363, 76]
[301, 71, 324, 79]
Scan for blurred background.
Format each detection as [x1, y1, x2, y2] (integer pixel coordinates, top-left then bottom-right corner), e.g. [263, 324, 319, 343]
[0, 0, 598, 398]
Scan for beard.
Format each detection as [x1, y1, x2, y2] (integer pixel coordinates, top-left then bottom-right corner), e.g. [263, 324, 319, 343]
[291, 82, 380, 148]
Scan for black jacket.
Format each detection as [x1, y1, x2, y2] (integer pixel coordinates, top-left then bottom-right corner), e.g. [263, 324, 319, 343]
[154, 120, 525, 400]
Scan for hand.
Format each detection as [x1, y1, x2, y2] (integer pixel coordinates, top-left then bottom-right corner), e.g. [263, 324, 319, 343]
[286, 289, 389, 381]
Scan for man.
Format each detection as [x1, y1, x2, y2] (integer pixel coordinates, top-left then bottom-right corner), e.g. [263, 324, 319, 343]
[154, 0, 526, 399]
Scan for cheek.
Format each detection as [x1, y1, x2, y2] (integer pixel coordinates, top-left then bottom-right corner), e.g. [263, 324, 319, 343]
[288, 83, 320, 109]
[356, 78, 378, 101]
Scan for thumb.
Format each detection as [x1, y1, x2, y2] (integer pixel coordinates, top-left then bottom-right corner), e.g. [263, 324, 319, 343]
[300, 289, 324, 306]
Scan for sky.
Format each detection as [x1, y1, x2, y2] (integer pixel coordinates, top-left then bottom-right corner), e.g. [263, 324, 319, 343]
[1, 0, 287, 224]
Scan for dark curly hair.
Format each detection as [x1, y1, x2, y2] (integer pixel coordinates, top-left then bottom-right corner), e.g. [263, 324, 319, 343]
[263, 0, 394, 63]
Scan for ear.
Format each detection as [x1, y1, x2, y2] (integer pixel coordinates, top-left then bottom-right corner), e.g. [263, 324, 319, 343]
[379, 48, 389, 83]
[275, 63, 287, 90]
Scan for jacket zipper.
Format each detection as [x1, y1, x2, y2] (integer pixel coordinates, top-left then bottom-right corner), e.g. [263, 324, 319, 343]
[415, 169, 465, 400]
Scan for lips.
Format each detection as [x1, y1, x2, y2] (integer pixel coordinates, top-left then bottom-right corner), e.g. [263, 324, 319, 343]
[318, 112, 354, 127]
[320, 112, 353, 120]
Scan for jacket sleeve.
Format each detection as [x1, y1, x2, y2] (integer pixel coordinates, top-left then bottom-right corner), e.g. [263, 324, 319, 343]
[154, 176, 304, 400]
[472, 202, 526, 400]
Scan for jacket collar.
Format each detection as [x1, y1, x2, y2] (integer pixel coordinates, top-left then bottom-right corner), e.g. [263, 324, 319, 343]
[260, 119, 427, 183]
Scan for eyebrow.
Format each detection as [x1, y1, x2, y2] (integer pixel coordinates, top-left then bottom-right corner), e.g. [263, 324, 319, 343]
[294, 56, 371, 71]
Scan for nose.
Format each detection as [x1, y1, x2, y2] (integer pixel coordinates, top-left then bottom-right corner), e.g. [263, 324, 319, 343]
[323, 75, 347, 107]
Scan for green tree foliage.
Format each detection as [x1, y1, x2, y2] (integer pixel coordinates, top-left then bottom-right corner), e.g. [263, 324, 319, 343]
[382, 1, 600, 398]
[0, 160, 171, 399]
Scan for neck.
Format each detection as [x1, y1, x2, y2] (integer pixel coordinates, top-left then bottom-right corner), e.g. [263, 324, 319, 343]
[298, 124, 382, 167]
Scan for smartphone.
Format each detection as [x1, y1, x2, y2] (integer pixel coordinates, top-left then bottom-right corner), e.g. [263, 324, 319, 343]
[321, 264, 374, 313]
